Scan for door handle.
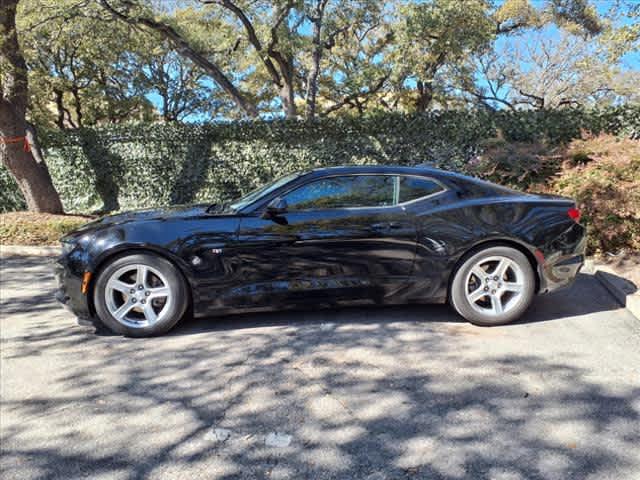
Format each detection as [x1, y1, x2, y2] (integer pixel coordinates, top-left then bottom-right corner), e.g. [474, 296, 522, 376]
[372, 222, 402, 230]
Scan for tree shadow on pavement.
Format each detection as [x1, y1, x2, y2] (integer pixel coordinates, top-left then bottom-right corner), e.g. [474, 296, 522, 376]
[2, 257, 639, 479]
[168, 272, 621, 336]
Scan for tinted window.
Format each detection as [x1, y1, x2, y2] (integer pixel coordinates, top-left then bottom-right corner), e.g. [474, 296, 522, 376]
[228, 172, 300, 212]
[284, 175, 394, 210]
[399, 176, 443, 203]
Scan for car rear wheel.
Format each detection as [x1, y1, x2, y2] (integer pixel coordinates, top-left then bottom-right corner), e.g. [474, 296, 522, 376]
[94, 253, 188, 337]
[450, 246, 535, 326]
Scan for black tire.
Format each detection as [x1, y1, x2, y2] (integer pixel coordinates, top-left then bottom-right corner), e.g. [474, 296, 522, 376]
[93, 253, 189, 337]
[449, 246, 535, 326]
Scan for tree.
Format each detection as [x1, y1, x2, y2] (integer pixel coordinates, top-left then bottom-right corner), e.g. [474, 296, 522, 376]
[502, 31, 638, 108]
[5, 0, 634, 150]
[199, 0, 299, 118]
[136, 45, 220, 122]
[304, 0, 329, 119]
[391, 0, 496, 112]
[19, 0, 156, 129]
[0, 0, 63, 213]
[391, 0, 605, 112]
[301, 0, 393, 118]
[457, 3, 640, 110]
[99, 0, 259, 117]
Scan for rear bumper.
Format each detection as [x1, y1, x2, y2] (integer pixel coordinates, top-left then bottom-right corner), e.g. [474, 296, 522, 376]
[537, 223, 587, 294]
[538, 253, 584, 293]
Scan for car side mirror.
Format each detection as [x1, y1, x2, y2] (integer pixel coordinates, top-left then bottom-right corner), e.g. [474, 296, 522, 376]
[263, 197, 288, 217]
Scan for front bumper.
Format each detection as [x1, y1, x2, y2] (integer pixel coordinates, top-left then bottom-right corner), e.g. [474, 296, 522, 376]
[54, 254, 92, 321]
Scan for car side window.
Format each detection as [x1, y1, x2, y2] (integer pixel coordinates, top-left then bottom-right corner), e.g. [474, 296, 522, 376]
[398, 176, 443, 203]
[284, 175, 395, 210]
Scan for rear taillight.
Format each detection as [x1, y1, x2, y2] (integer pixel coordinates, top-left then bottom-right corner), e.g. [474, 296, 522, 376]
[567, 207, 581, 223]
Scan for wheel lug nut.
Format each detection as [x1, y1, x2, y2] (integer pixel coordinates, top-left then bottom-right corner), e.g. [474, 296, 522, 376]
[145, 291, 150, 296]
[493, 276, 498, 281]
[129, 289, 135, 294]
[141, 299, 146, 304]
[484, 286, 489, 291]
[131, 298, 137, 303]
[491, 290, 496, 294]
[138, 285, 144, 290]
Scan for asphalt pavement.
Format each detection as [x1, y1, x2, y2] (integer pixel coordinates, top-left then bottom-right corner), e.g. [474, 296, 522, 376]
[1, 254, 639, 480]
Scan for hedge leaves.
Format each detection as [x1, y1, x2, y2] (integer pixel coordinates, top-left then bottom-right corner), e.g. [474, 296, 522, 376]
[1, 106, 638, 213]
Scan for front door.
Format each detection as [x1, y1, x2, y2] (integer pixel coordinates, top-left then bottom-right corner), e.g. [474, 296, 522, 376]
[228, 175, 417, 308]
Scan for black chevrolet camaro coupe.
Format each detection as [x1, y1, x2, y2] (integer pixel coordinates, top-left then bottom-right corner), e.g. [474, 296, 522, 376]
[56, 165, 586, 336]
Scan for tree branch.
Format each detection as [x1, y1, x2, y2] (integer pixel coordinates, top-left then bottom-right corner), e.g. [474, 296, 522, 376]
[518, 89, 545, 108]
[98, 0, 258, 117]
[322, 74, 389, 116]
[200, 0, 296, 116]
[201, 0, 282, 86]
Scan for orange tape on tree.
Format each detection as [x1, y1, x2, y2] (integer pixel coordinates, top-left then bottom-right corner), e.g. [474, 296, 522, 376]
[0, 136, 30, 152]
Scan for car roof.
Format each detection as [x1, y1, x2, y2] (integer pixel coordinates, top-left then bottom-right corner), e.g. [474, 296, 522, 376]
[306, 164, 451, 178]
[240, 164, 521, 214]
[302, 165, 518, 196]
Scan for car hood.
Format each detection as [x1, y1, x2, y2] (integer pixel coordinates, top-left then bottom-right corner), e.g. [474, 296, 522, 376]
[61, 204, 217, 241]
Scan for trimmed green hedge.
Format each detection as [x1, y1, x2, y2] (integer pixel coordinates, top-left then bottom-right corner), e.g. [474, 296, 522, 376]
[2, 106, 639, 213]
[0, 167, 26, 212]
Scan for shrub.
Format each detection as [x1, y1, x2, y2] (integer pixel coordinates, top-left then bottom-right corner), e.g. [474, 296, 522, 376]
[468, 138, 562, 189]
[470, 133, 640, 254]
[1, 107, 639, 252]
[1, 106, 638, 214]
[0, 167, 26, 212]
[538, 135, 640, 254]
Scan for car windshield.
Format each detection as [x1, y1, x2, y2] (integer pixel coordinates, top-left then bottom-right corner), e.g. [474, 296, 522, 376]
[225, 172, 301, 212]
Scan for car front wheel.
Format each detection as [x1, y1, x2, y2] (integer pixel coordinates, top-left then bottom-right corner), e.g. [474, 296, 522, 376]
[450, 246, 536, 326]
[93, 253, 189, 337]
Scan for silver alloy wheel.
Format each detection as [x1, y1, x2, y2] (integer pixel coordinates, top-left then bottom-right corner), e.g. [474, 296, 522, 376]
[464, 255, 525, 317]
[104, 264, 172, 328]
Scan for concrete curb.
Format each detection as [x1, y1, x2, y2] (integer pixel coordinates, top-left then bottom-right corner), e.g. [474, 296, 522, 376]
[1, 245, 59, 257]
[584, 259, 640, 320]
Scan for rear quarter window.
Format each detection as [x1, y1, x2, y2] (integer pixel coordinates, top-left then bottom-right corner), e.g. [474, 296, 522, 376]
[399, 176, 444, 203]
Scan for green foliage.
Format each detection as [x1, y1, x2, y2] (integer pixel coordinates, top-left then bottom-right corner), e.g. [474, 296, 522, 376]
[1, 106, 638, 216]
[18, 0, 157, 128]
[0, 167, 27, 212]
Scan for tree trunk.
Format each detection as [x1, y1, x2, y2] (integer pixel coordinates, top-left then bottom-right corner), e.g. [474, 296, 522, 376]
[415, 80, 434, 112]
[71, 85, 83, 127]
[280, 59, 297, 118]
[1, 0, 64, 213]
[54, 89, 66, 130]
[213, 0, 296, 118]
[415, 53, 445, 113]
[305, 0, 327, 120]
